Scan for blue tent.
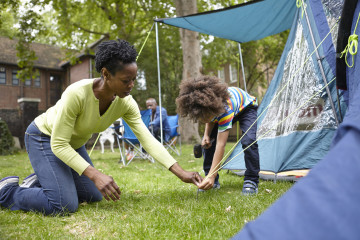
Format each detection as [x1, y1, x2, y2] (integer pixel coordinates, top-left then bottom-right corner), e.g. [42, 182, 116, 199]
[222, 0, 347, 175]
[233, 0, 360, 237]
[158, 0, 346, 176]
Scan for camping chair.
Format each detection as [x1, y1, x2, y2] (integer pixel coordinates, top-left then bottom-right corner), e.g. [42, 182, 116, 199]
[111, 119, 126, 165]
[164, 115, 181, 156]
[115, 109, 154, 165]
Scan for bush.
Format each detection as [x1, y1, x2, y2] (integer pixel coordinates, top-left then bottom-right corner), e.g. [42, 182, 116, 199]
[0, 118, 15, 155]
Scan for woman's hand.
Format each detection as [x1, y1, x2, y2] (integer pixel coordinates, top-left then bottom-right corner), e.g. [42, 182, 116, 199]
[83, 166, 121, 201]
[169, 163, 203, 186]
[180, 170, 203, 186]
[202, 135, 212, 149]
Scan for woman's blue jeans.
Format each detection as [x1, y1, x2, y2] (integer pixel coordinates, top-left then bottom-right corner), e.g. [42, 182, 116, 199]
[0, 122, 102, 215]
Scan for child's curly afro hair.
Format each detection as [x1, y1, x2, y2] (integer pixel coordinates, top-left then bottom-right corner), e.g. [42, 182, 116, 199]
[176, 75, 229, 121]
[95, 39, 137, 76]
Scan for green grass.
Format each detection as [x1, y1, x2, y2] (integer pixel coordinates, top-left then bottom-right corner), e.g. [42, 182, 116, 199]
[0, 144, 293, 239]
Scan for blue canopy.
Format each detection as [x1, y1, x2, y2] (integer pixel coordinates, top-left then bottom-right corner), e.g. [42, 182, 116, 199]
[156, 0, 296, 43]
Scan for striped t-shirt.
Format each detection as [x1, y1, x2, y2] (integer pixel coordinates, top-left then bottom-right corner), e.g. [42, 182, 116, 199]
[211, 87, 257, 132]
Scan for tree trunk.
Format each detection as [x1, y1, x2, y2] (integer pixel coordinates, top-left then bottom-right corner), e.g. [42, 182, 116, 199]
[174, 0, 202, 143]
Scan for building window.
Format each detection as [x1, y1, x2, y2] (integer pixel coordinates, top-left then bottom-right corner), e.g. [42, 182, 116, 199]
[0, 67, 5, 84]
[229, 64, 238, 83]
[34, 75, 41, 87]
[50, 74, 62, 106]
[12, 70, 19, 85]
[218, 68, 225, 82]
[25, 77, 32, 86]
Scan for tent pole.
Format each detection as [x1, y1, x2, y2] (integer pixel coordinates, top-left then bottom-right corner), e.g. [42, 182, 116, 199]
[303, 7, 339, 126]
[155, 21, 163, 144]
[238, 43, 247, 92]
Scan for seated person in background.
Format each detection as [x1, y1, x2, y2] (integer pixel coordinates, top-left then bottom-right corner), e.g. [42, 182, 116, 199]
[176, 75, 260, 195]
[146, 98, 171, 143]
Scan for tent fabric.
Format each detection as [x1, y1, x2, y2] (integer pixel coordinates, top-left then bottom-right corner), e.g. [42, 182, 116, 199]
[223, 0, 347, 173]
[233, 124, 360, 239]
[232, 1, 360, 239]
[156, 0, 296, 43]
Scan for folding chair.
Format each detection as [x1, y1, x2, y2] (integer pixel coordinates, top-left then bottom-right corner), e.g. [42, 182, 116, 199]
[164, 115, 181, 156]
[115, 109, 155, 165]
[112, 120, 126, 165]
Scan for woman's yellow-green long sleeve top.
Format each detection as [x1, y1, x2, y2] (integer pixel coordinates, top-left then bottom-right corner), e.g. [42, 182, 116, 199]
[35, 79, 176, 175]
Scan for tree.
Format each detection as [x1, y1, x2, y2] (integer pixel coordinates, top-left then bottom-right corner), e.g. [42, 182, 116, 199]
[0, 2, 18, 38]
[174, 0, 202, 143]
[0, 0, 46, 81]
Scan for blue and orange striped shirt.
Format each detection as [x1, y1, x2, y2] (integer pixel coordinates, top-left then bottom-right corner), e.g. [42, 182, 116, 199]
[211, 87, 257, 132]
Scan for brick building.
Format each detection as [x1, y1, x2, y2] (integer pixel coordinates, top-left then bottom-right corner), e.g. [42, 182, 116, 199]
[0, 36, 103, 146]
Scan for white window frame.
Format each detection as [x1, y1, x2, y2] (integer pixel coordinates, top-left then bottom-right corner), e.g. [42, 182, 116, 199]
[12, 70, 19, 85]
[25, 78, 32, 86]
[34, 75, 41, 87]
[229, 64, 238, 83]
[217, 68, 225, 82]
[0, 67, 6, 84]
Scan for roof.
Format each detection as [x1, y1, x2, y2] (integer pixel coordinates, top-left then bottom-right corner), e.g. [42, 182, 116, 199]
[0, 36, 66, 70]
[59, 36, 109, 67]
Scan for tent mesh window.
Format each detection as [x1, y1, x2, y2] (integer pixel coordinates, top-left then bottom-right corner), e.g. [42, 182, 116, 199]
[258, 22, 337, 138]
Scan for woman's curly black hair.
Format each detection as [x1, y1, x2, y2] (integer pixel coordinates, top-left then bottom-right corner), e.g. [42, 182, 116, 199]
[176, 75, 230, 121]
[95, 39, 138, 76]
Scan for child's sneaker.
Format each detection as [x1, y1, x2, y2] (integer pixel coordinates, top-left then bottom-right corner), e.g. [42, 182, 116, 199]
[0, 176, 19, 191]
[20, 173, 40, 188]
[242, 180, 258, 195]
[213, 182, 221, 190]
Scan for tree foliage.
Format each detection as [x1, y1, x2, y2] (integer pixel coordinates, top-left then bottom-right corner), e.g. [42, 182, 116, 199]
[1, 0, 44, 81]
[0, 119, 15, 155]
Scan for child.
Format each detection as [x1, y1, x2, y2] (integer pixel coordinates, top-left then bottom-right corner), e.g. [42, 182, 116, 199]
[176, 75, 260, 195]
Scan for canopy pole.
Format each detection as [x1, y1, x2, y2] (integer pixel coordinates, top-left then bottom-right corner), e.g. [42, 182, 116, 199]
[155, 20, 163, 144]
[303, 6, 339, 126]
[238, 43, 247, 92]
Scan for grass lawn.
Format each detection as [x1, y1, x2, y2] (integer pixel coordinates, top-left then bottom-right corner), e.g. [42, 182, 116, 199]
[0, 143, 293, 239]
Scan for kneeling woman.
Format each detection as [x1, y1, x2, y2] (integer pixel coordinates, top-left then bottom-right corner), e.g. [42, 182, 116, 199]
[0, 39, 202, 215]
